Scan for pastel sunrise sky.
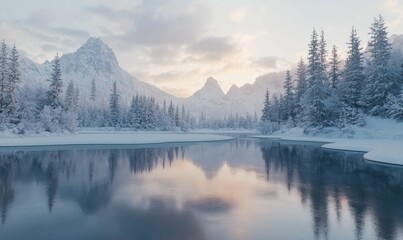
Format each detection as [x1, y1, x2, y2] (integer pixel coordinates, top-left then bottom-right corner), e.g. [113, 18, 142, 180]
[0, 0, 402, 96]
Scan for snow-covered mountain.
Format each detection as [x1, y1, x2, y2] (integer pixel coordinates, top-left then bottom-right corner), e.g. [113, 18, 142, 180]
[19, 37, 282, 116]
[20, 37, 176, 106]
[19, 34, 403, 117]
[184, 72, 284, 116]
[191, 77, 225, 100]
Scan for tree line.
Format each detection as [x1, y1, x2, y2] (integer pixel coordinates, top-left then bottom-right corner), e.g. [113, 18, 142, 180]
[260, 15, 403, 134]
[0, 45, 256, 133]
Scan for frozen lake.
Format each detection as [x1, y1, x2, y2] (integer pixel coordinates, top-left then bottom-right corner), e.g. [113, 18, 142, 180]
[1, 139, 403, 240]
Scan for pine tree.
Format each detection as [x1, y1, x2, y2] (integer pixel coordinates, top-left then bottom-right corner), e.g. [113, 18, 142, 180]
[5, 44, 20, 122]
[307, 29, 320, 87]
[74, 87, 79, 111]
[272, 94, 283, 126]
[301, 29, 333, 127]
[129, 96, 139, 128]
[386, 87, 403, 120]
[319, 30, 328, 79]
[90, 78, 96, 102]
[65, 80, 75, 111]
[109, 81, 120, 127]
[361, 15, 392, 116]
[46, 54, 63, 109]
[283, 70, 294, 121]
[261, 89, 270, 121]
[0, 40, 8, 115]
[181, 105, 187, 130]
[168, 101, 175, 127]
[61, 82, 79, 132]
[295, 58, 308, 103]
[341, 27, 364, 109]
[329, 45, 341, 89]
[174, 105, 180, 127]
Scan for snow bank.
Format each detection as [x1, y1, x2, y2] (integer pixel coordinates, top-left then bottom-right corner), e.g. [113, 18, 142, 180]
[322, 140, 403, 166]
[190, 129, 259, 134]
[0, 132, 233, 148]
[253, 117, 403, 166]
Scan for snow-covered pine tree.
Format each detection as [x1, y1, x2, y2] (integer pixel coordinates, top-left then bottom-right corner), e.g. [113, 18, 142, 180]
[283, 70, 294, 121]
[295, 58, 308, 103]
[74, 87, 79, 111]
[138, 96, 147, 128]
[307, 29, 321, 87]
[5, 44, 20, 123]
[41, 105, 61, 132]
[65, 80, 75, 111]
[90, 78, 96, 102]
[0, 40, 8, 116]
[319, 30, 328, 80]
[386, 87, 403, 120]
[46, 54, 63, 109]
[109, 81, 120, 127]
[168, 101, 175, 127]
[40, 54, 64, 132]
[361, 15, 392, 116]
[129, 96, 139, 128]
[261, 89, 270, 121]
[301, 29, 333, 127]
[181, 105, 187, 130]
[145, 97, 157, 129]
[259, 92, 280, 134]
[329, 45, 341, 89]
[18, 87, 43, 133]
[174, 105, 180, 127]
[341, 27, 365, 109]
[158, 99, 170, 130]
[336, 28, 365, 127]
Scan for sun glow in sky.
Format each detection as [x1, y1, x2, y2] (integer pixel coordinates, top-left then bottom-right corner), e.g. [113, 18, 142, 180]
[0, 0, 402, 97]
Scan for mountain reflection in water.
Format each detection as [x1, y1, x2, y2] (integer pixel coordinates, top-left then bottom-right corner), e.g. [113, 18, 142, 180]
[1, 139, 403, 240]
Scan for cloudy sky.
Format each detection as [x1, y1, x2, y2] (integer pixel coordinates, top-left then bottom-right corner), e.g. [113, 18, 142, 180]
[0, 0, 402, 97]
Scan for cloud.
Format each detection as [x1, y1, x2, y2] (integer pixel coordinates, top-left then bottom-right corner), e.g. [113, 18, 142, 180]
[146, 45, 184, 65]
[25, 11, 90, 39]
[186, 36, 239, 62]
[145, 69, 201, 83]
[40, 43, 61, 52]
[86, 4, 133, 20]
[229, 9, 247, 23]
[252, 56, 284, 69]
[383, 0, 403, 27]
[132, 68, 207, 97]
[111, 0, 211, 47]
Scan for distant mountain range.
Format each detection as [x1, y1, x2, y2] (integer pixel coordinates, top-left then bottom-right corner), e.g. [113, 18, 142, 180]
[18, 35, 403, 117]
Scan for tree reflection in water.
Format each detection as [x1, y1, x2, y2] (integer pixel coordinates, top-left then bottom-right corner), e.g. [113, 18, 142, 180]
[0, 140, 402, 240]
[260, 140, 403, 240]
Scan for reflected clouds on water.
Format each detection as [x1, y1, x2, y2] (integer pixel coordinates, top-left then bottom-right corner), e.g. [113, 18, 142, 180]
[1, 139, 403, 240]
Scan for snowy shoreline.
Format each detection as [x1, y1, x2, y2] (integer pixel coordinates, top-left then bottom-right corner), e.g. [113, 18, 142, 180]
[0, 132, 234, 149]
[253, 135, 403, 166]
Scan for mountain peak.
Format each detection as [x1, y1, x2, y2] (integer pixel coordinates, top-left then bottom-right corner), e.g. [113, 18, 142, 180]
[59, 37, 120, 75]
[206, 76, 218, 84]
[190, 77, 225, 100]
[226, 84, 240, 97]
[228, 84, 239, 91]
[78, 37, 112, 54]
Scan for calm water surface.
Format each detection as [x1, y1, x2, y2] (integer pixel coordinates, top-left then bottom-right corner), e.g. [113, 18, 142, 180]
[1, 139, 403, 240]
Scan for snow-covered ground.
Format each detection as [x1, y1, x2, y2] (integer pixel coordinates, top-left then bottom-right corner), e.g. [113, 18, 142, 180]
[190, 129, 259, 134]
[0, 132, 233, 148]
[253, 117, 403, 166]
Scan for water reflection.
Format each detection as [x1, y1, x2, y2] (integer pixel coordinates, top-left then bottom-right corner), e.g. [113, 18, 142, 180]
[0, 140, 402, 240]
[261, 141, 403, 240]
